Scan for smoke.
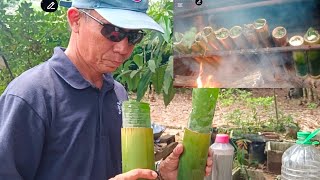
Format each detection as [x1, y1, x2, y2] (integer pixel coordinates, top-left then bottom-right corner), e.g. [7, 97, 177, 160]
[173, 0, 320, 88]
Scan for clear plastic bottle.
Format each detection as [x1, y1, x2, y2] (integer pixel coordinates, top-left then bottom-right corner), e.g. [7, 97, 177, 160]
[281, 129, 320, 180]
[205, 134, 234, 180]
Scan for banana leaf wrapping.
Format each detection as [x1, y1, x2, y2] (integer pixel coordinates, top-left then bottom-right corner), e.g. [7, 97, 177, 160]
[229, 25, 249, 49]
[272, 26, 288, 47]
[215, 28, 235, 50]
[202, 26, 223, 51]
[121, 101, 155, 179]
[178, 88, 220, 180]
[304, 27, 320, 78]
[254, 18, 272, 47]
[243, 24, 261, 48]
[289, 35, 308, 77]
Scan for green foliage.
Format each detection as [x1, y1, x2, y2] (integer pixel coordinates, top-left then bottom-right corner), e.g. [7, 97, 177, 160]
[220, 89, 297, 134]
[113, 0, 174, 106]
[0, 1, 69, 93]
[307, 102, 318, 109]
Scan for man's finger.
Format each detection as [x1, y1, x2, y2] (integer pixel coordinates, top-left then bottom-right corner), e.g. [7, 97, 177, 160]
[112, 169, 157, 180]
[167, 143, 184, 161]
[206, 157, 213, 166]
[208, 148, 213, 157]
[205, 165, 212, 175]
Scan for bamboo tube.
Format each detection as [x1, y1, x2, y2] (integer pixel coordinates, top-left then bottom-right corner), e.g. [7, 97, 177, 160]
[174, 32, 190, 54]
[271, 26, 289, 80]
[202, 26, 223, 51]
[254, 18, 272, 47]
[289, 35, 308, 77]
[272, 26, 288, 47]
[178, 88, 220, 180]
[304, 27, 320, 78]
[243, 23, 261, 48]
[215, 28, 235, 50]
[229, 25, 249, 49]
[121, 101, 155, 178]
[191, 32, 207, 54]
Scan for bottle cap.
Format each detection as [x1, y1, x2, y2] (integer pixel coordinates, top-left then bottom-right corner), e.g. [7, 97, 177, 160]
[296, 129, 320, 145]
[215, 134, 229, 143]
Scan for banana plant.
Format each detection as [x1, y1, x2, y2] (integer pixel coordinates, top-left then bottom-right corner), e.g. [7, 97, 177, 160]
[114, 0, 174, 106]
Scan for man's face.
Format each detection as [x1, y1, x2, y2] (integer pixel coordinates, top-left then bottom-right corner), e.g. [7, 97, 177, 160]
[76, 10, 135, 73]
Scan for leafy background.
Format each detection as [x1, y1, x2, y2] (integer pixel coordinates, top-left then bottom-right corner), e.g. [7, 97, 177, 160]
[0, 0, 174, 105]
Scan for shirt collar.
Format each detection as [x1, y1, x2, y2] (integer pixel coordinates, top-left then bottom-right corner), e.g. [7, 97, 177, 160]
[49, 47, 114, 91]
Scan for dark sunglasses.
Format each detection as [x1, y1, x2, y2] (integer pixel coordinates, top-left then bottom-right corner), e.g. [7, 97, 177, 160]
[79, 9, 145, 45]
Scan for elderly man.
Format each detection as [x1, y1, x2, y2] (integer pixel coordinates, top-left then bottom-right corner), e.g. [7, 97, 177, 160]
[0, 0, 212, 179]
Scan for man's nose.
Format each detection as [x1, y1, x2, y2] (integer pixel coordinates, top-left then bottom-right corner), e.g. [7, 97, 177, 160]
[113, 37, 131, 55]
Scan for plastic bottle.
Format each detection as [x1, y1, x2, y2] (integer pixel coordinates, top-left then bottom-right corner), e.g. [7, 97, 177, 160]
[281, 129, 320, 180]
[205, 134, 234, 180]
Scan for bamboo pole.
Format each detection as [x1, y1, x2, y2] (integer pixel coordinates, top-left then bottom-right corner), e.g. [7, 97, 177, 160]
[178, 88, 220, 180]
[289, 35, 308, 78]
[304, 27, 320, 79]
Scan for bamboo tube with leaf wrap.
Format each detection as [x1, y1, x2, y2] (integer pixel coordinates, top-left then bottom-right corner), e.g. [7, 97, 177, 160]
[243, 24, 261, 48]
[304, 27, 320, 78]
[289, 35, 308, 77]
[215, 28, 235, 50]
[191, 32, 207, 54]
[121, 101, 155, 178]
[272, 26, 288, 47]
[229, 25, 249, 49]
[254, 18, 272, 47]
[178, 88, 220, 180]
[174, 32, 190, 54]
[270, 26, 289, 79]
[202, 26, 223, 51]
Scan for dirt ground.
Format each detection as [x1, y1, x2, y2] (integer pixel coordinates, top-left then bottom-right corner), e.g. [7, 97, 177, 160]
[132, 88, 320, 143]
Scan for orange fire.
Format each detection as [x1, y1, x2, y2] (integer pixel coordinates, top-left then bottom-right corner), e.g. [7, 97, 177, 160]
[196, 62, 217, 88]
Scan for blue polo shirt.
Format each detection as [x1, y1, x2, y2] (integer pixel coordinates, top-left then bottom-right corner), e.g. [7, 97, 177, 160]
[0, 47, 128, 180]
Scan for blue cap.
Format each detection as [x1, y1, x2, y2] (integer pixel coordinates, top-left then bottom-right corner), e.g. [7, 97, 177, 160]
[60, 0, 164, 33]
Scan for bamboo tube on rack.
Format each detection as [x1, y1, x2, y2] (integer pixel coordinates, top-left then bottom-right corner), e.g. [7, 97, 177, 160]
[191, 32, 207, 54]
[271, 27, 289, 80]
[243, 23, 261, 48]
[289, 35, 308, 78]
[303, 27, 320, 78]
[178, 88, 220, 180]
[229, 25, 249, 49]
[254, 18, 272, 47]
[202, 26, 223, 51]
[272, 26, 288, 47]
[174, 32, 190, 54]
[121, 101, 155, 178]
[215, 28, 235, 50]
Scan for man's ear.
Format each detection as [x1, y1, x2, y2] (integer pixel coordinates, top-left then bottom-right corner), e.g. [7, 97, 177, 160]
[67, 7, 81, 33]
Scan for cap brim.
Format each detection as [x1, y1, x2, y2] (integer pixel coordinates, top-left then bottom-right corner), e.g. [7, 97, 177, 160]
[95, 9, 164, 33]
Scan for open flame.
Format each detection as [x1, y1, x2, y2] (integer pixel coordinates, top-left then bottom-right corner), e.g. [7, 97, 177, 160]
[197, 62, 214, 88]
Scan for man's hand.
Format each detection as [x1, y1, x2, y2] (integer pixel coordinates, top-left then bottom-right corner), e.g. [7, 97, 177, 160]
[159, 143, 213, 180]
[110, 169, 158, 180]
